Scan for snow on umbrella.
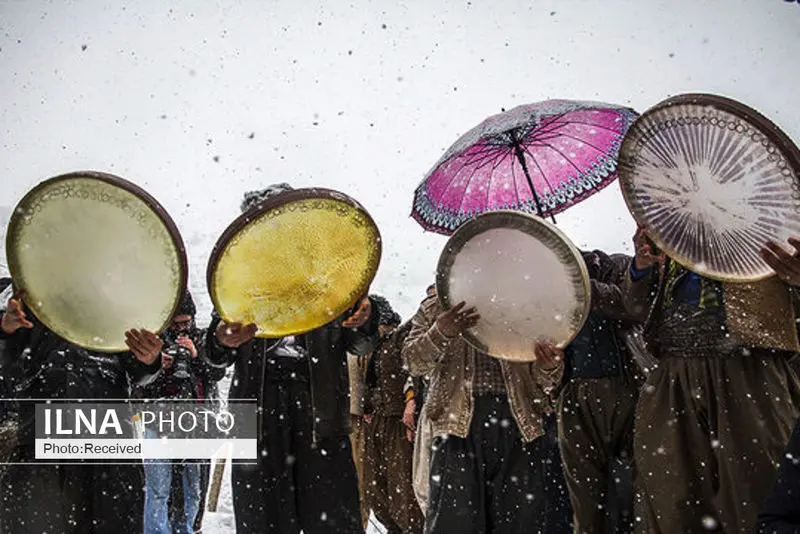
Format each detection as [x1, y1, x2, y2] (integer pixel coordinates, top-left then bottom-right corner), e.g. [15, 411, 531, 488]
[412, 100, 639, 234]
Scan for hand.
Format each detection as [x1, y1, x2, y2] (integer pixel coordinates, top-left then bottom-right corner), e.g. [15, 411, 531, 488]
[161, 352, 174, 369]
[363, 414, 374, 425]
[633, 227, 663, 270]
[125, 329, 164, 365]
[176, 335, 198, 358]
[435, 302, 480, 338]
[342, 296, 372, 328]
[215, 321, 258, 348]
[534, 342, 563, 371]
[402, 399, 416, 431]
[1, 296, 33, 335]
[762, 238, 800, 287]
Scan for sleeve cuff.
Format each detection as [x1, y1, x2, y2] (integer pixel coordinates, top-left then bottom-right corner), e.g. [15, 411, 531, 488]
[428, 322, 455, 354]
[204, 334, 237, 368]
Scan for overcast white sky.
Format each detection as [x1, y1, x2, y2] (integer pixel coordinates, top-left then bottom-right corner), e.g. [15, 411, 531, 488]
[1, 0, 799, 321]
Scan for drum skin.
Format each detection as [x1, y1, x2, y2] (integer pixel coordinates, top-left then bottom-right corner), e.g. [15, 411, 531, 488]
[207, 188, 382, 338]
[437, 211, 590, 361]
[619, 93, 800, 282]
[5, 171, 187, 352]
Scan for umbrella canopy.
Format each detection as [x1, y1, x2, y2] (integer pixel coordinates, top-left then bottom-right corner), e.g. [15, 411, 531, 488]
[412, 100, 638, 235]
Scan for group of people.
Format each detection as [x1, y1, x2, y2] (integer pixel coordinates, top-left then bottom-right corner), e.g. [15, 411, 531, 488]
[1, 181, 800, 534]
[346, 250, 631, 534]
[0, 279, 225, 533]
[345, 226, 800, 534]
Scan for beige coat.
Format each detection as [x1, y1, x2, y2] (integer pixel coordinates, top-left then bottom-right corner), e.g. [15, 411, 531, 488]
[401, 296, 562, 443]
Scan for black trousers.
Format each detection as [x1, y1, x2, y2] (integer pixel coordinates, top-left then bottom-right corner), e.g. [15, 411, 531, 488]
[425, 395, 569, 534]
[542, 412, 575, 534]
[557, 376, 637, 534]
[0, 459, 144, 534]
[231, 375, 361, 534]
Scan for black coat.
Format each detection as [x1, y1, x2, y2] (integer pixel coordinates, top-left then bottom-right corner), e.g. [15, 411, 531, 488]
[0, 304, 161, 446]
[564, 250, 640, 381]
[757, 418, 800, 533]
[205, 304, 379, 441]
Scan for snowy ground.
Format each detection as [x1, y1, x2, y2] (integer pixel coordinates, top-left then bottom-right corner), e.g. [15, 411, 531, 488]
[200, 372, 388, 534]
[200, 460, 387, 534]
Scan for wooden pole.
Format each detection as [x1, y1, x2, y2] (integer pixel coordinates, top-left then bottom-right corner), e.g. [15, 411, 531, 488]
[206, 455, 227, 512]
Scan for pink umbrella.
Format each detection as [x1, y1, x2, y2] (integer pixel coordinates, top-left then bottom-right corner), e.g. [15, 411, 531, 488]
[412, 100, 638, 234]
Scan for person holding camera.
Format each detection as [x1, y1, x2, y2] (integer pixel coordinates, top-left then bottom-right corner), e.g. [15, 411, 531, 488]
[134, 290, 225, 534]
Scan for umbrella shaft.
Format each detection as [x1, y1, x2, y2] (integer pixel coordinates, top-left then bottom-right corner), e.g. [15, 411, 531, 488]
[512, 143, 555, 224]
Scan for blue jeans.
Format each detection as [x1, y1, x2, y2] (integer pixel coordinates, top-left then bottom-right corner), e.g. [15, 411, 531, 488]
[143, 430, 202, 534]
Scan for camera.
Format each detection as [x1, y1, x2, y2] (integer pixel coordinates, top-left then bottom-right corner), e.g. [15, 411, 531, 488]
[162, 331, 193, 380]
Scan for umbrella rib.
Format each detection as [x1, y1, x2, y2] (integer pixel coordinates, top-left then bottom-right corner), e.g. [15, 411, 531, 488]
[509, 155, 521, 207]
[525, 118, 563, 137]
[521, 113, 615, 152]
[468, 144, 512, 172]
[485, 147, 516, 210]
[556, 119, 623, 133]
[457, 147, 511, 215]
[449, 164, 476, 217]
[483, 157, 495, 212]
[440, 142, 504, 192]
[474, 146, 514, 212]
[435, 155, 475, 215]
[540, 131, 609, 153]
[451, 140, 513, 176]
[519, 119, 566, 143]
[537, 140, 585, 176]
[524, 112, 604, 141]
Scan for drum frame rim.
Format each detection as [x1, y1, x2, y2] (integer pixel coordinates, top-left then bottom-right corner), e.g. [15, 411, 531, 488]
[5, 170, 189, 352]
[206, 187, 383, 337]
[618, 93, 800, 283]
[435, 210, 591, 361]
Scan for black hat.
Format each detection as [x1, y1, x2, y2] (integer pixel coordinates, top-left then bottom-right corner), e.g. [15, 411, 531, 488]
[580, 250, 602, 279]
[176, 290, 196, 317]
[241, 183, 294, 213]
[369, 294, 401, 327]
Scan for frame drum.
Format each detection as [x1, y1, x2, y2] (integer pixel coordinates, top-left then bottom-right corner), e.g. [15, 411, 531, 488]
[437, 211, 590, 361]
[619, 93, 800, 282]
[5, 171, 188, 351]
[207, 188, 381, 338]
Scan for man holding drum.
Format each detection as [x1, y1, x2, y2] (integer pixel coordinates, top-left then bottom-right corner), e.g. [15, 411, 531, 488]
[0, 289, 164, 534]
[556, 248, 643, 534]
[205, 184, 381, 534]
[625, 228, 800, 533]
[402, 287, 563, 533]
